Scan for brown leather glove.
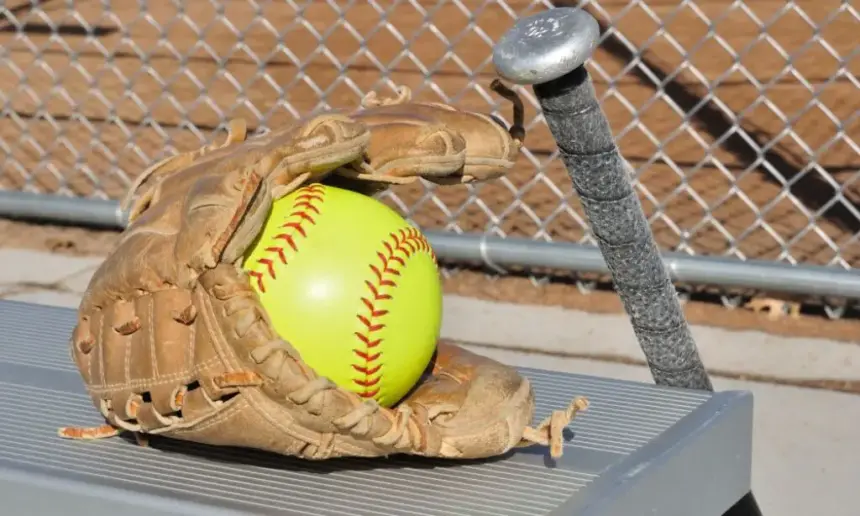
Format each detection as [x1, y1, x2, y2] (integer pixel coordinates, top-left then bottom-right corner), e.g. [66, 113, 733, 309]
[59, 84, 588, 461]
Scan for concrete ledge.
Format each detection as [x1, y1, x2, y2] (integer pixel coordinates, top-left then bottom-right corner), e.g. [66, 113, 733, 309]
[441, 295, 860, 382]
[1, 248, 857, 383]
[0, 249, 103, 288]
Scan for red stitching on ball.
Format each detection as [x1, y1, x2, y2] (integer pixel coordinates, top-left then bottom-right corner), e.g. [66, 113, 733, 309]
[248, 188, 436, 401]
[247, 184, 326, 293]
[353, 227, 436, 400]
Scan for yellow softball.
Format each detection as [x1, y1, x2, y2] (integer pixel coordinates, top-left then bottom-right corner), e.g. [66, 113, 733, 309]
[242, 184, 442, 408]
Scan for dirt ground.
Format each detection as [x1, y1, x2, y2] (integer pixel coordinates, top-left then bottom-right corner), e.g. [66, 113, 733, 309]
[1, 1, 858, 341]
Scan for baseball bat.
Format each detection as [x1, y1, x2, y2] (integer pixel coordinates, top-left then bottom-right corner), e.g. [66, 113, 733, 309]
[492, 7, 711, 390]
[492, 8, 762, 514]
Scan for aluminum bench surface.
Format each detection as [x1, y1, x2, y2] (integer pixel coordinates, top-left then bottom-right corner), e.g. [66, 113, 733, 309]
[0, 299, 752, 516]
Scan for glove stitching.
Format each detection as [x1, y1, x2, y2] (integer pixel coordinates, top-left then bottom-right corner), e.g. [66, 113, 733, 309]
[352, 226, 436, 402]
[124, 325, 132, 386]
[186, 309, 196, 376]
[148, 297, 159, 378]
[98, 313, 106, 386]
[86, 357, 223, 392]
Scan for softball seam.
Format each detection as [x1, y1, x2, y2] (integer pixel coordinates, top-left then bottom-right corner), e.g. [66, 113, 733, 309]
[247, 184, 326, 293]
[353, 227, 435, 400]
[246, 184, 437, 402]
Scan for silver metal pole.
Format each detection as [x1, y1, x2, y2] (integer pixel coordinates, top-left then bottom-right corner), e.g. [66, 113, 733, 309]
[0, 190, 128, 229]
[431, 231, 860, 299]
[1, 190, 859, 299]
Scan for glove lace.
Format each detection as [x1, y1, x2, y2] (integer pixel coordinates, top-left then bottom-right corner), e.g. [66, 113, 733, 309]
[517, 397, 589, 459]
[224, 295, 427, 455]
[224, 286, 584, 459]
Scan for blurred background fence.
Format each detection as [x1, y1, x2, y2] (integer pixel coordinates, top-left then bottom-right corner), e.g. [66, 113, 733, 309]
[0, 0, 858, 302]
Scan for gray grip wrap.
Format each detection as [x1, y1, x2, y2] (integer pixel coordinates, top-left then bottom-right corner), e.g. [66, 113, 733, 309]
[534, 67, 713, 391]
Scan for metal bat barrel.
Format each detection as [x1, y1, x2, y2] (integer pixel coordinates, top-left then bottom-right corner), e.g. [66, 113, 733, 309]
[492, 7, 712, 392]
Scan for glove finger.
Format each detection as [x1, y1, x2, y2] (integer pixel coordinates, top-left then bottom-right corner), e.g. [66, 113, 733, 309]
[124, 119, 249, 224]
[400, 340, 535, 458]
[256, 113, 372, 199]
[346, 84, 524, 187]
[345, 117, 467, 180]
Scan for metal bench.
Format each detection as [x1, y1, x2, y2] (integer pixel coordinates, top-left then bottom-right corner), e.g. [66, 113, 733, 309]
[0, 299, 753, 515]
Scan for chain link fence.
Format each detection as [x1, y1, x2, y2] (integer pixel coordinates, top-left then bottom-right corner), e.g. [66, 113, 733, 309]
[1, 1, 858, 289]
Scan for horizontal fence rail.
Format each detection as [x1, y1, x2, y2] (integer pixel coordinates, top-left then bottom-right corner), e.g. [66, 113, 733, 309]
[0, 1, 858, 301]
[5, 189, 860, 303]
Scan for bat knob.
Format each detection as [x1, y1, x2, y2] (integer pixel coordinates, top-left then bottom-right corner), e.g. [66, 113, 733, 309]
[492, 7, 600, 85]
